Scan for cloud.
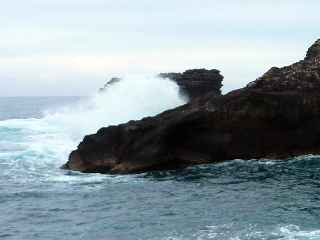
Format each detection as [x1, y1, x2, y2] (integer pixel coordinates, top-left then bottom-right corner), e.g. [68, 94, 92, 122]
[0, 0, 319, 95]
[0, 40, 308, 96]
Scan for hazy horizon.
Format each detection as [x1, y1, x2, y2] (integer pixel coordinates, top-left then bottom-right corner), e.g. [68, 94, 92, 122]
[1, 0, 320, 96]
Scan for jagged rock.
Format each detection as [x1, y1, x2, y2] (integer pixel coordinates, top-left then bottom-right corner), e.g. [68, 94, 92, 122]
[306, 39, 320, 60]
[159, 69, 223, 100]
[246, 40, 320, 92]
[63, 39, 320, 174]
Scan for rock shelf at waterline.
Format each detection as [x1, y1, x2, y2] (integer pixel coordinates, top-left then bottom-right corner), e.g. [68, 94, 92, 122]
[63, 39, 320, 174]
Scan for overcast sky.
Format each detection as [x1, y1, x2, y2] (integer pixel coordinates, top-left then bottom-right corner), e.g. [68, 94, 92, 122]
[1, 0, 320, 96]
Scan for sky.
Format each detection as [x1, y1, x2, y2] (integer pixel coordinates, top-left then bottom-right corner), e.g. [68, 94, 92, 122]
[1, 0, 320, 96]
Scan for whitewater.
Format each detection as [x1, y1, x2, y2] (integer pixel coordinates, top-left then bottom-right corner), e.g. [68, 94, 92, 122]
[1, 76, 320, 240]
[0, 76, 185, 183]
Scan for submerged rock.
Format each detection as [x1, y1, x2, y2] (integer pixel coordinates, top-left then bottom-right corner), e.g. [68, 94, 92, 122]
[159, 69, 223, 100]
[63, 39, 320, 174]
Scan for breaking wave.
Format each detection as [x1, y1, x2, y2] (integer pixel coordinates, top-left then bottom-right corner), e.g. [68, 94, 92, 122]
[0, 76, 186, 183]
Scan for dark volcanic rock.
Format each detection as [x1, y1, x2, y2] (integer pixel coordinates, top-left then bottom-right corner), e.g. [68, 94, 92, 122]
[63, 39, 320, 174]
[159, 69, 223, 100]
[306, 39, 320, 60]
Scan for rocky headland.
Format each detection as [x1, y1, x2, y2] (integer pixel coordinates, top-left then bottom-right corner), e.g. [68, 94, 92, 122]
[63, 39, 320, 174]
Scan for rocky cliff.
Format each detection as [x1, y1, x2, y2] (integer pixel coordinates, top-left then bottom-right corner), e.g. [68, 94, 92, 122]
[159, 69, 223, 100]
[63, 39, 320, 174]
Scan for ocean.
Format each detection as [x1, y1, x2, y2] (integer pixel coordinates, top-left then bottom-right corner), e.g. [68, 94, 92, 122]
[1, 77, 320, 240]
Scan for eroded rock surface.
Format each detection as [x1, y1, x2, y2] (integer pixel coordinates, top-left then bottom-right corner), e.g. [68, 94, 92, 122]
[159, 69, 223, 100]
[63, 39, 320, 174]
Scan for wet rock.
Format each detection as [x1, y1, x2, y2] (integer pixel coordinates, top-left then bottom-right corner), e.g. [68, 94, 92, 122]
[63, 39, 320, 174]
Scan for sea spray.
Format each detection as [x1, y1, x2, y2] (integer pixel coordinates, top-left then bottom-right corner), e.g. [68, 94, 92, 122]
[43, 75, 186, 140]
[0, 76, 186, 180]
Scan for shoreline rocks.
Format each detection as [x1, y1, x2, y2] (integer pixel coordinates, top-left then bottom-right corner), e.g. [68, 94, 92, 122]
[63, 39, 320, 174]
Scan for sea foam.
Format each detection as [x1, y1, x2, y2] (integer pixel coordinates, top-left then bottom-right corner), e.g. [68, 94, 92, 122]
[0, 76, 186, 182]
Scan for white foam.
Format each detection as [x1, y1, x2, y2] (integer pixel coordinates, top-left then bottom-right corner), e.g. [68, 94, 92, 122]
[162, 224, 320, 240]
[0, 76, 186, 183]
[276, 225, 320, 240]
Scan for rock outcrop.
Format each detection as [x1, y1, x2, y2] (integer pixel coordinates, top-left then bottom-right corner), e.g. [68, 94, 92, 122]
[159, 69, 223, 100]
[306, 39, 320, 60]
[63, 39, 320, 174]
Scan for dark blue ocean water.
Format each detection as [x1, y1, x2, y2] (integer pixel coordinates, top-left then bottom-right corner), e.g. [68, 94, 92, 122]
[1, 96, 320, 240]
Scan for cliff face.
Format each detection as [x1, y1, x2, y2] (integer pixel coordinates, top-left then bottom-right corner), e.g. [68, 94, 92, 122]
[159, 69, 223, 100]
[63, 39, 320, 174]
